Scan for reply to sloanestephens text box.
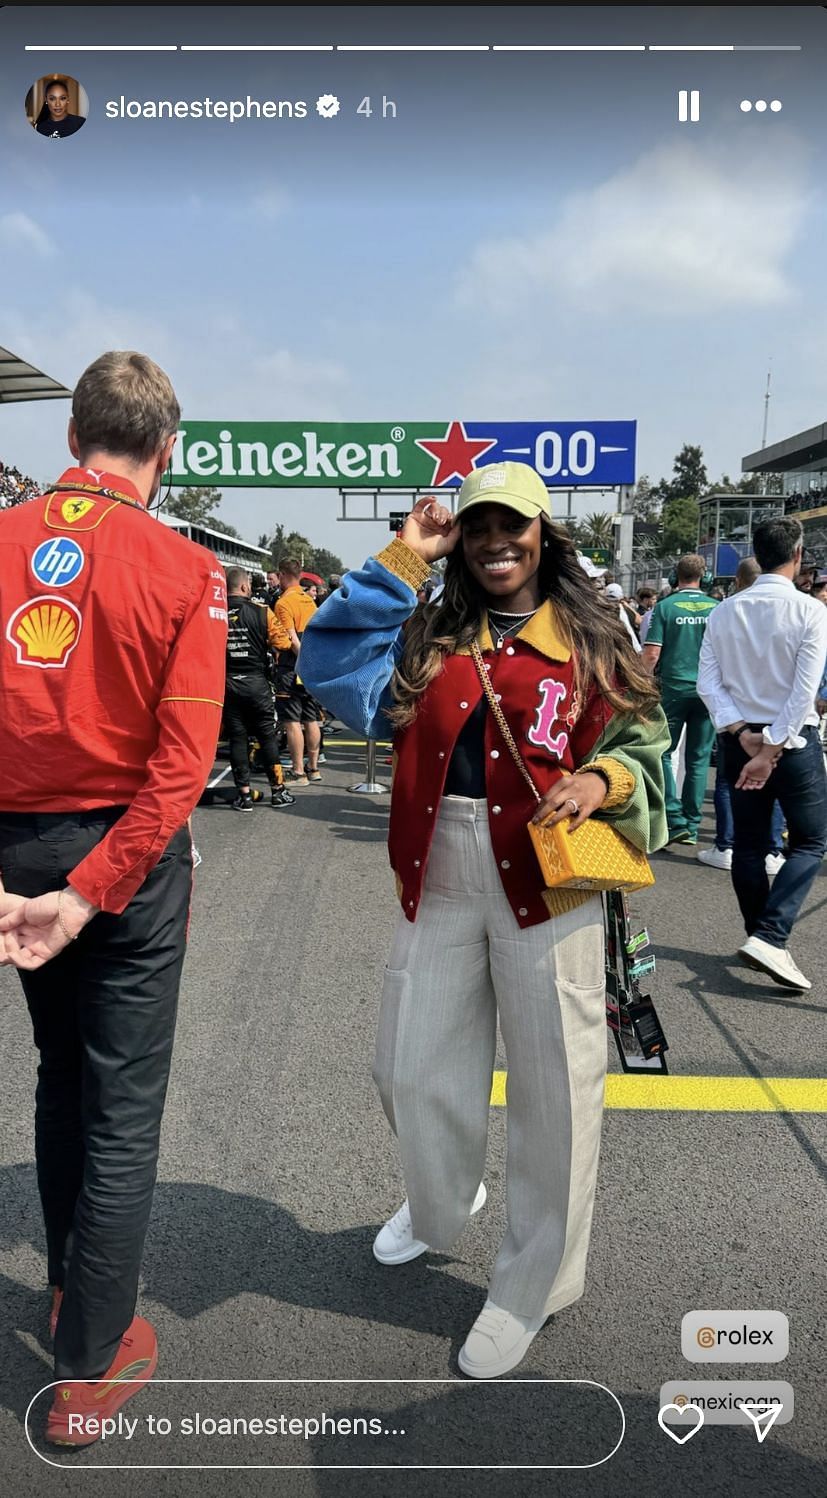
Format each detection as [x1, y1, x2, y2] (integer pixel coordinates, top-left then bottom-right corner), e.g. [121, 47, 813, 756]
[27, 1379, 624, 1469]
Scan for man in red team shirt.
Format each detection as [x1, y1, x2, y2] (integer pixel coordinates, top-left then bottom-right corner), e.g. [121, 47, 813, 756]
[0, 351, 227, 1445]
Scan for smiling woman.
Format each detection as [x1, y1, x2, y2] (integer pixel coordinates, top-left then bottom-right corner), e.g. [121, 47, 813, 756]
[26, 74, 88, 139]
[298, 459, 669, 1380]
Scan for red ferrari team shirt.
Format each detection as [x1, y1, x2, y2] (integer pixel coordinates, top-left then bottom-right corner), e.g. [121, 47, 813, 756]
[0, 468, 228, 913]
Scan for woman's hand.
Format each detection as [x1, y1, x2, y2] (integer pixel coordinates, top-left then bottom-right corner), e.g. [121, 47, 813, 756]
[400, 496, 461, 565]
[531, 772, 608, 832]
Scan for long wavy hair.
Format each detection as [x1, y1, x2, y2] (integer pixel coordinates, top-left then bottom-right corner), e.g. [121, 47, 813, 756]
[387, 517, 660, 729]
[36, 79, 71, 128]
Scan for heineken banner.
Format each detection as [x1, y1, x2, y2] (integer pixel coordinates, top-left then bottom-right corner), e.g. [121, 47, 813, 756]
[169, 420, 636, 488]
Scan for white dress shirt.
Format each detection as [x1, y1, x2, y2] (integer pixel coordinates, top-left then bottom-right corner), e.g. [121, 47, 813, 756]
[618, 604, 642, 653]
[697, 573, 827, 748]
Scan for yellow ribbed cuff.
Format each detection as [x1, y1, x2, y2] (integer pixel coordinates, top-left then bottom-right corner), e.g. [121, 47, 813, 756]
[375, 539, 431, 593]
[575, 756, 635, 809]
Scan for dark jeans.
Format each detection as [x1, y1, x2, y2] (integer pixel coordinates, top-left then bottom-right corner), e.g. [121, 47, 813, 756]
[224, 672, 280, 789]
[722, 726, 827, 948]
[713, 735, 784, 853]
[0, 810, 191, 1379]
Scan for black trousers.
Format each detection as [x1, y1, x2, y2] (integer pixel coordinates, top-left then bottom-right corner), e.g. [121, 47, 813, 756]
[0, 810, 191, 1380]
[224, 673, 280, 788]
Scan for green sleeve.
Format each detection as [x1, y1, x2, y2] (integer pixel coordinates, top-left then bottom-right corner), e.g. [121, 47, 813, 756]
[588, 706, 669, 853]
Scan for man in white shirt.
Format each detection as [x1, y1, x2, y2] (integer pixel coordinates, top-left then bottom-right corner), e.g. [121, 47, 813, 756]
[697, 517, 827, 990]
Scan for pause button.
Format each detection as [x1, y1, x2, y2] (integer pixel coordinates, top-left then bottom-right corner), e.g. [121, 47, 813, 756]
[678, 90, 701, 123]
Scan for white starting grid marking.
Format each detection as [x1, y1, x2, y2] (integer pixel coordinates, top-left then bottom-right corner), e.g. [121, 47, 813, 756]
[207, 765, 232, 790]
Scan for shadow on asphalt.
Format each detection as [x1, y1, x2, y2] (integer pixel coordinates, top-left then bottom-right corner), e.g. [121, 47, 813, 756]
[307, 1387, 824, 1498]
[0, 1164, 482, 1423]
[657, 944, 827, 1012]
[199, 781, 390, 843]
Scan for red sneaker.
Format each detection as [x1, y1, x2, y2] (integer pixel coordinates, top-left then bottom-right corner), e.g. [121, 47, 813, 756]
[49, 1287, 63, 1339]
[45, 1315, 158, 1447]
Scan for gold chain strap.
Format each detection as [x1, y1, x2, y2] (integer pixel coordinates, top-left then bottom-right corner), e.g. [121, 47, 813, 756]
[469, 640, 541, 805]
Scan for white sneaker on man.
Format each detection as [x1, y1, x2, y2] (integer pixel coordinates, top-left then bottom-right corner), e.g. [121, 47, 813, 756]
[372, 1183, 487, 1265]
[738, 936, 811, 991]
[765, 852, 785, 880]
[458, 1299, 547, 1379]
[696, 846, 732, 871]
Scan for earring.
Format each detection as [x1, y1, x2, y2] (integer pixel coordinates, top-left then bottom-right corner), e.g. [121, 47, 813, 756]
[542, 539, 549, 549]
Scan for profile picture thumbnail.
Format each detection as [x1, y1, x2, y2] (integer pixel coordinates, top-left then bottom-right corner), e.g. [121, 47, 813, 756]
[25, 74, 89, 139]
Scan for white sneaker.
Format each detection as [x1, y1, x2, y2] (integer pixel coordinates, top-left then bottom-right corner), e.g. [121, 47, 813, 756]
[458, 1299, 547, 1379]
[738, 936, 811, 991]
[372, 1183, 486, 1266]
[696, 846, 732, 870]
[765, 852, 785, 880]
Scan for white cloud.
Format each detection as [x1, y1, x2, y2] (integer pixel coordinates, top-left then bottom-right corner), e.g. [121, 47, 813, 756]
[0, 288, 352, 495]
[252, 186, 291, 222]
[459, 136, 810, 315]
[0, 211, 56, 259]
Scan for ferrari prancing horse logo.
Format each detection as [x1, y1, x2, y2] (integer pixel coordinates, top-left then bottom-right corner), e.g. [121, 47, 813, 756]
[61, 497, 95, 524]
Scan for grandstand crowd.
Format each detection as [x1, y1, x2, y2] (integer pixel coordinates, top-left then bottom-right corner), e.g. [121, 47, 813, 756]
[784, 486, 827, 512]
[0, 460, 40, 508]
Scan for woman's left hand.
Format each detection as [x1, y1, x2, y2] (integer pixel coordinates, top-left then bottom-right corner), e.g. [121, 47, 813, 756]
[531, 772, 608, 832]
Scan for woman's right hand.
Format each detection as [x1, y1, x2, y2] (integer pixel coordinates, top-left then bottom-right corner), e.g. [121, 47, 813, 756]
[400, 497, 461, 564]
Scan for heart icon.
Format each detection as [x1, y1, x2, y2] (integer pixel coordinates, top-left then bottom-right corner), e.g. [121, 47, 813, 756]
[658, 1402, 704, 1444]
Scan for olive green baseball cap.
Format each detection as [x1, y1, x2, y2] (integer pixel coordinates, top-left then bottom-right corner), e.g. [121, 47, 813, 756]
[456, 461, 552, 522]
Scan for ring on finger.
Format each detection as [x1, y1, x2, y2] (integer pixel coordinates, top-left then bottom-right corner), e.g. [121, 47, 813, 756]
[565, 797, 580, 816]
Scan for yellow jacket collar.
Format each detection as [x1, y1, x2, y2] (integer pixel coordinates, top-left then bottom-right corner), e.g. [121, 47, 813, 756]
[458, 599, 572, 662]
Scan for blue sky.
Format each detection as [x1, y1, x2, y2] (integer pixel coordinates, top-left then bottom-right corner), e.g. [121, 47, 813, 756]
[2, 5, 826, 564]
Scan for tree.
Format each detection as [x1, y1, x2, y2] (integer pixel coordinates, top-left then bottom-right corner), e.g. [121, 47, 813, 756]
[662, 496, 700, 556]
[562, 518, 587, 548]
[670, 444, 708, 502]
[310, 545, 345, 579]
[582, 511, 614, 548]
[629, 474, 661, 522]
[282, 531, 314, 565]
[167, 485, 225, 528]
[258, 523, 344, 578]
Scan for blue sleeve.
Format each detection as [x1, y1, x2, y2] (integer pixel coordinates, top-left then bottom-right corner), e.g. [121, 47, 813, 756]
[298, 557, 418, 739]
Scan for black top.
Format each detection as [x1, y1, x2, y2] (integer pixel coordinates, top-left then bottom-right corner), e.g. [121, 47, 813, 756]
[443, 699, 488, 798]
[226, 594, 271, 678]
[36, 114, 85, 138]
[443, 612, 533, 799]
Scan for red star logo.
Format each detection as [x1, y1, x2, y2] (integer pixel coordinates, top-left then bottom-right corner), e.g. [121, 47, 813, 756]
[415, 421, 497, 486]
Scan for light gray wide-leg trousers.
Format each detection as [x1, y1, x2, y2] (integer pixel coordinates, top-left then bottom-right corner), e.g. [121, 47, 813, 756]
[374, 796, 607, 1321]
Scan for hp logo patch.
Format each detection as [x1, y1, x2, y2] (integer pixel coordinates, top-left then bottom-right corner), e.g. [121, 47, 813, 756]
[31, 536, 85, 588]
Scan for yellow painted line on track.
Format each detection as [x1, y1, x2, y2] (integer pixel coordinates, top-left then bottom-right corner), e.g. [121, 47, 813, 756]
[490, 1071, 827, 1112]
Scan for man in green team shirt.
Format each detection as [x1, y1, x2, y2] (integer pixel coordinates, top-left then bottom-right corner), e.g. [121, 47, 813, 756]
[642, 554, 718, 844]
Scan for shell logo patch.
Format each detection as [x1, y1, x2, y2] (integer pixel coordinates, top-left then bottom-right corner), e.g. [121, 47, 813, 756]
[61, 497, 95, 524]
[6, 595, 82, 669]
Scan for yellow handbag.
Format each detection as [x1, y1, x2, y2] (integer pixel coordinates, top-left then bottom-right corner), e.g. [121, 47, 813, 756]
[470, 641, 654, 894]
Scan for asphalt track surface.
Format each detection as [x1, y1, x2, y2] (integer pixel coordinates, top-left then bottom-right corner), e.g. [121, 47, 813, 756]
[2, 733, 826, 1498]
